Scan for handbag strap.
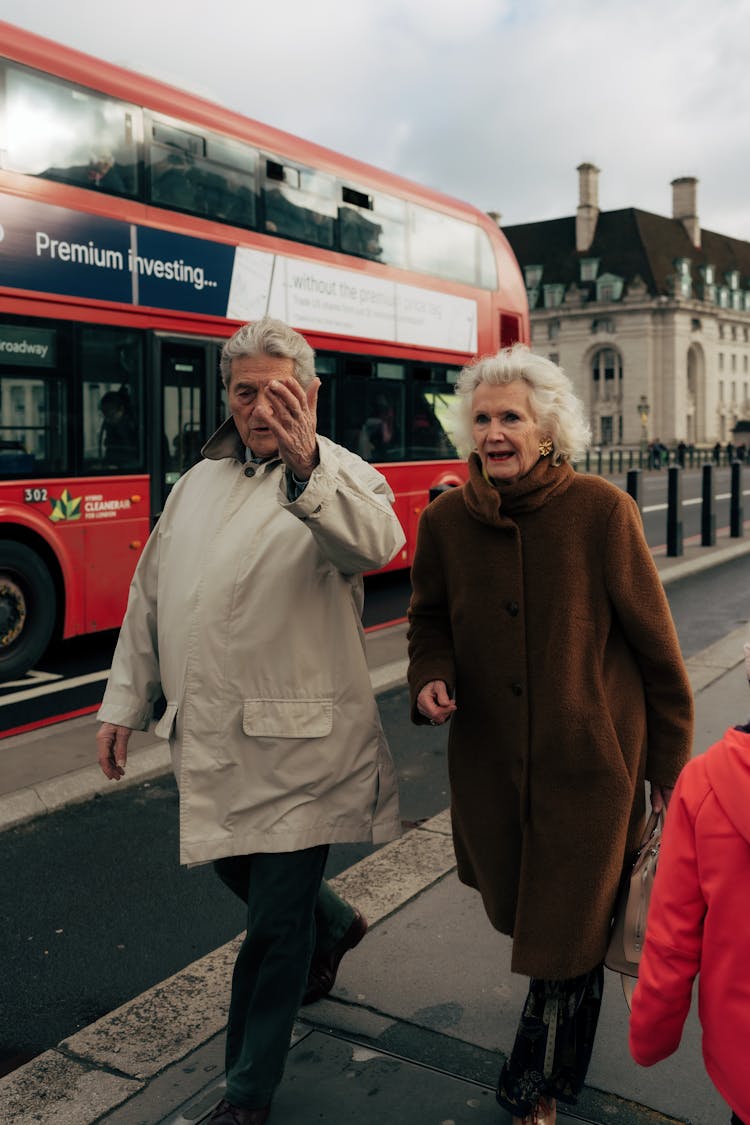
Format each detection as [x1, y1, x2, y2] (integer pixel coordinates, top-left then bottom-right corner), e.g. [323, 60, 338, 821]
[637, 808, 663, 849]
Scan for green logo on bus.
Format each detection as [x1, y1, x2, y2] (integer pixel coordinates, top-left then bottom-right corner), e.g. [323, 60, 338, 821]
[49, 489, 82, 523]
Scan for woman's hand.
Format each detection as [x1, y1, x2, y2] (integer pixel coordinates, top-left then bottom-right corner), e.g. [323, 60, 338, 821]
[417, 680, 457, 725]
[650, 783, 674, 813]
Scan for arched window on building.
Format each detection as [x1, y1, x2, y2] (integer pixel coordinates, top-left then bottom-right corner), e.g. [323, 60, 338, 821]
[591, 348, 623, 445]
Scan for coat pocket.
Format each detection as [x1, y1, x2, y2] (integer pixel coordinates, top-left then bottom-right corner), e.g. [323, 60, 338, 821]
[153, 702, 178, 740]
[242, 698, 333, 738]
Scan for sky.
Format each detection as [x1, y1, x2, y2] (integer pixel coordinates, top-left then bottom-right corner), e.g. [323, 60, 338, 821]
[3, 0, 750, 240]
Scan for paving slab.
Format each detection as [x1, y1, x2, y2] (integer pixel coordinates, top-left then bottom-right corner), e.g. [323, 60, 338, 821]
[160, 1029, 601, 1125]
[692, 657, 749, 752]
[325, 874, 728, 1125]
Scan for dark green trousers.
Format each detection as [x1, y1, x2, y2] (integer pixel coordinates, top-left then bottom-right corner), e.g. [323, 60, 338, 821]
[214, 858, 356, 959]
[214, 847, 342, 1109]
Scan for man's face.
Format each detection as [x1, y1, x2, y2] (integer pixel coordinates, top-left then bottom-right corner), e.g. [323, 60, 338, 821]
[227, 354, 297, 458]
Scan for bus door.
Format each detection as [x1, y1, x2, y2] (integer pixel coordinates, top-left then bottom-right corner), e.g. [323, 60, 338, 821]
[154, 339, 216, 518]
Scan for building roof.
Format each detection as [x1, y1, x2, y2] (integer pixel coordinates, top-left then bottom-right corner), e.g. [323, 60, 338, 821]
[503, 208, 750, 300]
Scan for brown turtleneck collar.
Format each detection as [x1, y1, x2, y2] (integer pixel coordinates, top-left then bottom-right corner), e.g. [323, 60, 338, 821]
[463, 451, 575, 527]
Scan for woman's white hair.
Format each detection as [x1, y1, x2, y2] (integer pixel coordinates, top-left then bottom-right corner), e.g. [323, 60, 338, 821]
[454, 344, 591, 463]
[220, 317, 316, 388]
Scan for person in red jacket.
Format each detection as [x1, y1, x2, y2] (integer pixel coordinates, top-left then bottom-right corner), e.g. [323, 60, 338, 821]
[629, 644, 750, 1125]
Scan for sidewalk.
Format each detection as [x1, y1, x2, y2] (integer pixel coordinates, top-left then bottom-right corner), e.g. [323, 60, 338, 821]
[1, 537, 749, 1125]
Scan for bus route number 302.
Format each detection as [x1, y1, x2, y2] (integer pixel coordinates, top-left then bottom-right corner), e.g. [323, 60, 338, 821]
[24, 487, 49, 503]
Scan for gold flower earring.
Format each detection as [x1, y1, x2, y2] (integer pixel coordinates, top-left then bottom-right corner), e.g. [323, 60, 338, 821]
[538, 437, 553, 457]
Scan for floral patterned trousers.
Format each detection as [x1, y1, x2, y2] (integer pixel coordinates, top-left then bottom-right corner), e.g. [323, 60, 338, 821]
[496, 965, 604, 1118]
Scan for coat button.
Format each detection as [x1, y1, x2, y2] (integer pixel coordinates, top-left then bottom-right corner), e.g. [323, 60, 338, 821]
[507, 600, 519, 616]
[244, 465, 256, 477]
[511, 682, 523, 697]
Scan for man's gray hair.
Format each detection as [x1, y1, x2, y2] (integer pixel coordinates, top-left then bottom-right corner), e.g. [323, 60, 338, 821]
[454, 344, 591, 463]
[220, 317, 316, 389]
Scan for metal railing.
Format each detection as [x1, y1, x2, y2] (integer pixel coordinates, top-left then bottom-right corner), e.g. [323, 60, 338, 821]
[581, 445, 746, 475]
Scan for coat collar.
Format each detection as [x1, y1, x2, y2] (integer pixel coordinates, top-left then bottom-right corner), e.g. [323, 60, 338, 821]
[463, 451, 575, 526]
[200, 417, 282, 469]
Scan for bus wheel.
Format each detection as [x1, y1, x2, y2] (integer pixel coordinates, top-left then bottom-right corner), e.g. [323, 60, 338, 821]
[0, 543, 56, 682]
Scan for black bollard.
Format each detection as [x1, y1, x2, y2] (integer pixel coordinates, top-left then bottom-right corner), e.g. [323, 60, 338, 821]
[701, 463, 716, 546]
[730, 461, 744, 538]
[666, 466, 683, 556]
[626, 468, 642, 513]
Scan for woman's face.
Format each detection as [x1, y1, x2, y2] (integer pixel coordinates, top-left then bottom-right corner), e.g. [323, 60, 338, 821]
[471, 380, 545, 484]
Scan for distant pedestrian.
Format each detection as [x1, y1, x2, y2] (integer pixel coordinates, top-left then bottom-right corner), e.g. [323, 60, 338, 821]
[407, 346, 693, 1125]
[676, 440, 687, 468]
[713, 441, 722, 465]
[630, 641, 750, 1125]
[98, 388, 138, 467]
[97, 317, 405, 1125]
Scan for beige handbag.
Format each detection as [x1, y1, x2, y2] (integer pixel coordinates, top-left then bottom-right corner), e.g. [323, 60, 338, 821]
[605, 809, 663, 1008]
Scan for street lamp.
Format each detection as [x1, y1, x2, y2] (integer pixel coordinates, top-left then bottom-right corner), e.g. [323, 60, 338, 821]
[637, 394, 650, 454]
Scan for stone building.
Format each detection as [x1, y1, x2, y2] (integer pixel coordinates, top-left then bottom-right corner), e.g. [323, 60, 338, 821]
[502, 165, 750, 447]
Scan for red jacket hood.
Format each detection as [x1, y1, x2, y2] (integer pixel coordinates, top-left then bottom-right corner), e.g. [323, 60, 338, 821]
[705, 726, 750, 846]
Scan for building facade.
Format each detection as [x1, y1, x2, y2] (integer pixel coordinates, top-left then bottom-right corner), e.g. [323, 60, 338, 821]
[503, 165, 750, 447]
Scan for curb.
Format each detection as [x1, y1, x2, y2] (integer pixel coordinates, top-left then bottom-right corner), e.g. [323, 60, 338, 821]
[657, 536, 750, 586]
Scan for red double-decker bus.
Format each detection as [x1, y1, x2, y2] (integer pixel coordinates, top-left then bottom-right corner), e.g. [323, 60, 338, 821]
[0, 22, 528, 681]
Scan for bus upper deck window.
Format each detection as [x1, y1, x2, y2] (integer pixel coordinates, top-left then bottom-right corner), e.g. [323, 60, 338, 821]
[5, 65, 140, 197]
[339, 186, 407, 267]
[409, 206, 477, 287]
[263, 159, 335, 248]
[148, 118, 258, 228]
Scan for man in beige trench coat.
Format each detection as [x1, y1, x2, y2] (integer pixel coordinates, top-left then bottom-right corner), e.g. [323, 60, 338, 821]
[96, 317, 405, 1125]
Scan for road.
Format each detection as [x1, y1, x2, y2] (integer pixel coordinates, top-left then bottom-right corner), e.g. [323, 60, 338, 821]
[1, 554, 749, 1077]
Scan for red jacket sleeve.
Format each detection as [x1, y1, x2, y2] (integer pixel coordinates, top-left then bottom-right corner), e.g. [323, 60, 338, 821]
[629, 766, 707, 1065]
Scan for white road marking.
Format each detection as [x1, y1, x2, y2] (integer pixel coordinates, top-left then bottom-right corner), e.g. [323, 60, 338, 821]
[0, 669, 109, 707]
[0, 670, 63, 690]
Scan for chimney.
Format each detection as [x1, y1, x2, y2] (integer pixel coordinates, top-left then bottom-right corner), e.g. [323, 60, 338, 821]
[671, 176, 700, 248]
[576, 163, 600, 252]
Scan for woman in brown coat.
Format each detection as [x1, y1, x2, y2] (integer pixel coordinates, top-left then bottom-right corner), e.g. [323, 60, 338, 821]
[407, 346, 693, 1125]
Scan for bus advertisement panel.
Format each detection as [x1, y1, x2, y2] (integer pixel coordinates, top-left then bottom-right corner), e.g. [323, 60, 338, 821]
[1, 193, 478, 351]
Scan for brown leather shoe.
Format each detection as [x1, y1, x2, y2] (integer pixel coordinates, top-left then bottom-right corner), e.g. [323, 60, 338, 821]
[207, 1098, 270, 1124]
[512, 1096, 557, 1125]
[302, 910, 368, 1004]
